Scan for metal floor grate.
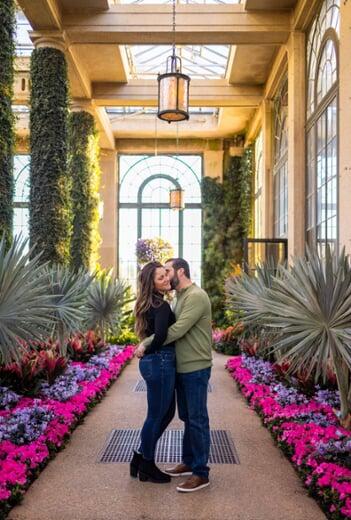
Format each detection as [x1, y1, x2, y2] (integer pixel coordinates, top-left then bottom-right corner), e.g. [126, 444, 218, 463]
[98, 429, 239, 464]
[133, 380, 213, 393]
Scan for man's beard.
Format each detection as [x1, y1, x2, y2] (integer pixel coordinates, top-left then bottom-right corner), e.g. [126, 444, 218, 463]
[170, 274, 179, 290]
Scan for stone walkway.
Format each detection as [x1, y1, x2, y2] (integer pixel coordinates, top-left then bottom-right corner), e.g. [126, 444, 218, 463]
[9, 352, 325, 520]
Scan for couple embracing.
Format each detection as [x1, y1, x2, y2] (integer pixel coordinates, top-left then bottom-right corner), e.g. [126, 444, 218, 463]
[130, 258, 212, 493]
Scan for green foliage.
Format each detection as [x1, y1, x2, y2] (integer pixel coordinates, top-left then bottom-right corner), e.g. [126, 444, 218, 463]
[29, 47, 72, 264]
[226, 248, 351, 421]
[240, 146, 254, 238]
[68, 111, 101, 272]
[85, 272, 127, 341]
[202, 147, 254, 325]
[106, 285, 137, 345]
[0, 236, 54, 365]
[43, 264, 93, 355]
[0, 0, 15, 248]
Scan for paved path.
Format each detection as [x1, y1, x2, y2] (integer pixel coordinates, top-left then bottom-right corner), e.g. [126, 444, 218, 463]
[9, 352, 325, 520]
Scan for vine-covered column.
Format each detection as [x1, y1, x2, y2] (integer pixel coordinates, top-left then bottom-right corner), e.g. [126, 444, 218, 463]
[201, 143, 254, 325]
[29, 38, 71, 264]
[68, 104, 101, 272]
[0, 0, 15, 247]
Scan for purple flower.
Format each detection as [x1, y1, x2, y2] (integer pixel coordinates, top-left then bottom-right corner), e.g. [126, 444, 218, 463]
[241, 355, 277, 385]
[271, 383, 309, 406]
[314, 387, 340, 408]
[0, 386, 21, 410]
[0, 403, 53, 445]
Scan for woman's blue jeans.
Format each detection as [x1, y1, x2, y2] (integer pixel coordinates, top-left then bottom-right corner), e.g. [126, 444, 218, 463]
[139, 348, 176, 461]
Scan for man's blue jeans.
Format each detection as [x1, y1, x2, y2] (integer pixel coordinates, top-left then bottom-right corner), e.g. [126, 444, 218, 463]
[139, 348, 176, 460]
[176, 367, 211, 479]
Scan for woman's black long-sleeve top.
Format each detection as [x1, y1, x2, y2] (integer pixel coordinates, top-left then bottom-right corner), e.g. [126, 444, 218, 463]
[144, 296, 176, 355]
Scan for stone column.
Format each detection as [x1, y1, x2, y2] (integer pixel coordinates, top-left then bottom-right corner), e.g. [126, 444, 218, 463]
[338, 2, 351, 253]
[99, 150, 118, 275]
[262, 100, 274, 238]
[287, 31, 306, 258]
[29, 37, 71, 264]
[203, 150, 224, 181]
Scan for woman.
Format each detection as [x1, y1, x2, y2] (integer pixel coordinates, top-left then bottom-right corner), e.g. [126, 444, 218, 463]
[130, 261, 176, 484]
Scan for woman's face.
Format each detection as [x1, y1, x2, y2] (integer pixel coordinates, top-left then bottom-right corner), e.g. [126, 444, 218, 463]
[153, 267, 171, 293]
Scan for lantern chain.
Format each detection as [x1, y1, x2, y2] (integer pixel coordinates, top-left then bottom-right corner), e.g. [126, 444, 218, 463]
[172, 0, 176, 57]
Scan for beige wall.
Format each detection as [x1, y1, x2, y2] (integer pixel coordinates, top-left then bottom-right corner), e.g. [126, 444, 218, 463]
[99, 149, 118, 274]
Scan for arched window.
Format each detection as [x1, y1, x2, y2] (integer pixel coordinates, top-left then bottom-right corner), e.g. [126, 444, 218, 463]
[13, 155, 30, 248]
[306, 0, 339, 255]
[118, 154, 202, 287]
[273, 77, 288, 238]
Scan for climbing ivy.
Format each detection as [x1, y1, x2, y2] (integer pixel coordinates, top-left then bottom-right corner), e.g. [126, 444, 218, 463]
[68, 111, 101, 272]
[202, 147, 254, 325]
[0, 0, 15, 248]
[29, 47, 72, 264]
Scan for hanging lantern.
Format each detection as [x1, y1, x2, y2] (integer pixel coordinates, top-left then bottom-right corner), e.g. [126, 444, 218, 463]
[158, 51, 190, 123]
[157, 0, 190, 123]
[170, 188, 185, 210]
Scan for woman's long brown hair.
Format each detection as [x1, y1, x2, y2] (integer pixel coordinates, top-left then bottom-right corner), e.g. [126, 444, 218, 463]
[134, 261, 164, 339]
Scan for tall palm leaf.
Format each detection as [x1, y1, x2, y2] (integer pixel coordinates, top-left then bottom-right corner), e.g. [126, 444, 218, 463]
[44, 265, 93, 354]
[0, 236, 53, 364]
[85, 272, 127, 341]
[225, 257, 280, 327]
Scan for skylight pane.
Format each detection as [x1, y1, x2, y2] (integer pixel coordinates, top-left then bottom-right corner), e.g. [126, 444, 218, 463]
[126, 45, 230, 79]
[119, 0, 240, 4]
[16, 10, 33, 56]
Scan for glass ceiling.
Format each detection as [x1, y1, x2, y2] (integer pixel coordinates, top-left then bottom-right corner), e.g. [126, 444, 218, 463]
[15, 10, 33, 56]
[119, 1, 240, 3]
[126, 45, 230, 80]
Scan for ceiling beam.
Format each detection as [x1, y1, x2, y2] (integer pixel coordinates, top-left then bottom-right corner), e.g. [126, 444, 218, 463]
[293, 0, 321, 31]
[18, 0, 62, 30]
[61, 5, 291, 45]
[92, 80, 263, 108]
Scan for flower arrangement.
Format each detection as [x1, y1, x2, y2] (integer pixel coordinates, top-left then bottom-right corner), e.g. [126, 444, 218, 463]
[227, 354, 351, 519]
[136, 237, 174, 266]
[212, 323, 244, 355]
[0, 345, 134, 517]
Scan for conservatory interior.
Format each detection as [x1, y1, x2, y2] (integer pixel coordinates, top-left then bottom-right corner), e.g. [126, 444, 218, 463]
[1, 0, 351, 518]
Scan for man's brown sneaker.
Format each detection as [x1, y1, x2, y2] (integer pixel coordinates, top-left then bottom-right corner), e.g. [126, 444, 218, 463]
[176, 475, 210, 493]
[164, 463, 192, 477]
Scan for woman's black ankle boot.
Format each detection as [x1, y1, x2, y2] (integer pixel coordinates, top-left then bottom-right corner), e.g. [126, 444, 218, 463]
[130, 451, 143, 478]
[139, 458, 171, 483]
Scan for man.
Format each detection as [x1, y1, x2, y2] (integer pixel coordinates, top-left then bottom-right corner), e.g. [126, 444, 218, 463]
[137, 258, 212, 493]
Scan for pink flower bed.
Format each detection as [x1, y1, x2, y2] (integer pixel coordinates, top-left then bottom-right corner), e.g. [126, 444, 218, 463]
[227, 355, 351, 520]
[0, 345, 134, 516]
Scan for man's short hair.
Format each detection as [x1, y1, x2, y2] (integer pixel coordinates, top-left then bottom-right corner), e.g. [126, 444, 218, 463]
[165, 258, 191, 279]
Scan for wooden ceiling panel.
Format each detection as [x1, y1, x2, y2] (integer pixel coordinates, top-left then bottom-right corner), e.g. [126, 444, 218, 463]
[229, 45, 278, 85]
[72, 45, 128, 83]
[245, 0, 297, 10]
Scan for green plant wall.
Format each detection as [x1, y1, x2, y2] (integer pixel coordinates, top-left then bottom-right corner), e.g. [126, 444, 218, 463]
[0, 0, 15, 248]
[68, 111, 101, 272]
[202, 145, 254, 325]
[29, 47, 71, 264]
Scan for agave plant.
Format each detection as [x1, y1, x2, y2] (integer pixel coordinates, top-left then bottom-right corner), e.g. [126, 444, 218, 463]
[225, 258, 281, 342]
[229, 248, 351, 423]
[0, 236, 53, 364]
[43, 264, 93, 355]
[85, 272, 127, 341]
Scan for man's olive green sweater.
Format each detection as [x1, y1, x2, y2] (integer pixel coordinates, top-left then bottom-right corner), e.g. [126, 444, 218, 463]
[142, 283, 212, 373]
